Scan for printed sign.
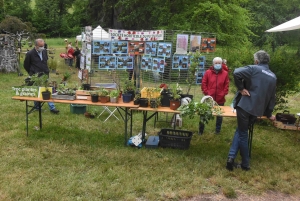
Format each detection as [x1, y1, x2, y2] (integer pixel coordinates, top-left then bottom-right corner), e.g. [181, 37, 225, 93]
[109, 29, 164, 41]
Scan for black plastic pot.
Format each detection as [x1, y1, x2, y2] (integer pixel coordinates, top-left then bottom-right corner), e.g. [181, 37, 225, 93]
[139, 98, 149, 107]
[122, 93, 132, 103]
[91, 94, 99, 102]
[160, 89, 172, 107]
[42, 91, 51, 100]
[83, 84, 91, 90]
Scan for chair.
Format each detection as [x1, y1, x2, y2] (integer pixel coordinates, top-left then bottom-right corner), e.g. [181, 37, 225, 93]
[95, 83, 120, 122]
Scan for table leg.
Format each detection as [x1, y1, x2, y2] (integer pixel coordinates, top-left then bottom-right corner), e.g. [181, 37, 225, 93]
[38, 102, 42, 129]
[124, 107, 128, 146]
[26, 100, 29, 136]
[141, 111, 147, 142]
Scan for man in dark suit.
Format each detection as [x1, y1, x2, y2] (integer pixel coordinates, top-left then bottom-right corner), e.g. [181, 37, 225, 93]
[24, 38, 59, 114]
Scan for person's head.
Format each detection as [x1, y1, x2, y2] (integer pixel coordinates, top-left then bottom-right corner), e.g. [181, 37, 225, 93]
[254, 50, 270, 64]
[35, 39, 45, 52]
[68, 44, 71, 48]
[212, 57, 222, 71]
[222, 59, 227, 64]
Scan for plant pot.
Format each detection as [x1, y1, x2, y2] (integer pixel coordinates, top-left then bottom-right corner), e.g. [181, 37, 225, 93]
[42, 91, 51, 100]
[91, 94, 99, 102]
[139, 98, 149, 107]
[160, 91, 172, 107]
[150, 99, 159, 108]
[118, 91, 122, 98]
[99, 96, 109, 103]
[134, 99, 140, 105]
[83, 84, 90, 90]
[110, 97, 119, 103]
[170, 100, 181, 110]
[180, 94, 194, 100]
[127, 90, 135, 101]
[122, 93, 132, 103]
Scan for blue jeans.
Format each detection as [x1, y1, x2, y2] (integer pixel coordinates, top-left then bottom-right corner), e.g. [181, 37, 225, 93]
[34, 101, 56, 111]
[228, 107, 257, 167]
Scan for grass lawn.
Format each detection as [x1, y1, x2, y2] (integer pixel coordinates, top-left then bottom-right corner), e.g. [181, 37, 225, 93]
[1, 40, 300, 200]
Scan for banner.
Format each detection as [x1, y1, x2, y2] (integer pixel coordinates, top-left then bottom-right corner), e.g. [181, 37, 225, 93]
[109, 29, 164, 41]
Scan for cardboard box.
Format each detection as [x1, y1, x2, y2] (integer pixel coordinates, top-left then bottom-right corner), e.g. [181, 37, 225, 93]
[273, 121, 300, 131]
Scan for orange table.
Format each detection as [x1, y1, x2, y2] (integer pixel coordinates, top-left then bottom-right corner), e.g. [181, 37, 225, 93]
[12, 96, 139, 145]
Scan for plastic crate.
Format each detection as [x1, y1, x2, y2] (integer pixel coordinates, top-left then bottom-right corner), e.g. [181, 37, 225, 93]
[158, 129, 193, 149]
[70, 104, 86, 114]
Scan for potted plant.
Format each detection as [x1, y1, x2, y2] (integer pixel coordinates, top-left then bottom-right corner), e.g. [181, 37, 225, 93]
[169, 83, 182, 110]
[133, 92, 141, 105]
[98, 88, 110, 103]
[146, 87, 161, 108]
[183, 51, 202, 99]
[31, 73, 51, 100]
[109, 89, 119, 103]
[123, 79, 135, 101]
[89, 91, 99, 102]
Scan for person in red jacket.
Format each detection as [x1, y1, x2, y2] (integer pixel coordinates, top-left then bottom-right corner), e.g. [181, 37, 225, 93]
[200, 57, 229, 134]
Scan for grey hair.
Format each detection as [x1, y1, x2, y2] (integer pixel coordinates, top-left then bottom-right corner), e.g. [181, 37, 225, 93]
[35, 39, 44, 46]
[213, 57, 222, 64]
[254, 50, 270, 64]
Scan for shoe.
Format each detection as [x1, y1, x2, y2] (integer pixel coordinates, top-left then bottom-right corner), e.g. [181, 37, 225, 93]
[234, 163, 250, 171]
[50, 109, 59, 114]
[226, 157, 234, 171]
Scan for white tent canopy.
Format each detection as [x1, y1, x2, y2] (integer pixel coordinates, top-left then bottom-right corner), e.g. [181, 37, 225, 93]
[266, 16, 300, 32]
[76, 25, 110, 41]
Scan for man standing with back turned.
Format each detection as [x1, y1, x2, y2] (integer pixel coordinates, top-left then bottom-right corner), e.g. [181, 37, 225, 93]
[226, 50, 276, 171]
[24, 38, 59, 114]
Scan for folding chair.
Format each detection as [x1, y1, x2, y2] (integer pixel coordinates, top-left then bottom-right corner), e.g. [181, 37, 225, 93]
[95, 83, 120, 122]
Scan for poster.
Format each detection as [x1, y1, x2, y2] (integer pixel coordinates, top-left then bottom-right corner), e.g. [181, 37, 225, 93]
[141, 57, 152, 70]
[157, 42, 172, 58]
[172, 55, 189, 70]
[196, 69, 206, 85]
[201, 38, 216, 52]
[85, 43, 92, 70]
[98, 56, 116, 69]
[152, 57, 165, 73]
[109, 29, 164, 41]
[111, 41, 128, 54]
[144, 42, 157, 56]
[93, 41, 111, 54]
[128, 42, 145, 55]
[175, 34, 188, 54]
[117, 56, 134, 69]
[85, 26, 92, 43]
[190, 35, 201, 52]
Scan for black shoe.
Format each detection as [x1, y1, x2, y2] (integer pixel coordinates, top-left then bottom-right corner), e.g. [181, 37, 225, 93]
[50, 109, 59, 114]
[226, 157, 234, 171]
[234, 163, 250, 171]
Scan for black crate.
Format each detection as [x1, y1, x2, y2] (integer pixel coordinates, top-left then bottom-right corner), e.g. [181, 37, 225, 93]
[158, 129, 193, 149]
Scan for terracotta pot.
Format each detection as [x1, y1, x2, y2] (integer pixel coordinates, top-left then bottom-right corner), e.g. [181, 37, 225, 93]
[100, 96, 109, 103]
[170, 100, 181, 110]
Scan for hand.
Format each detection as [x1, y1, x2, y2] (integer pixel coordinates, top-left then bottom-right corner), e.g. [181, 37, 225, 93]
[240, 89, 250, 96]
[268, 115, 276, 121]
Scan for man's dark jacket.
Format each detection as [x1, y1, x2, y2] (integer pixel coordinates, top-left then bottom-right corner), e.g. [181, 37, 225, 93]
[24, 48, 49, 76]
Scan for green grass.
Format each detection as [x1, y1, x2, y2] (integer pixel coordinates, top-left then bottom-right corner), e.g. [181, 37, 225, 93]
[2, 43, 300, 200]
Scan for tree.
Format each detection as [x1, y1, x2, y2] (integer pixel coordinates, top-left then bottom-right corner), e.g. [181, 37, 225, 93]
[0, 16, 29, 33]
[3, 0, 33, 22]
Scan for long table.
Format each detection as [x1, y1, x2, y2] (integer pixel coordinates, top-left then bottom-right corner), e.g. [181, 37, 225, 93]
[131, 105, 264, 157]
[12, 96, 139, 145]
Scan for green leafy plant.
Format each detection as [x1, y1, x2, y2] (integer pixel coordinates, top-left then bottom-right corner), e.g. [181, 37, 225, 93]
[186, 51, 202, 94]
[62, 71, 71, 82]
[123, 80, 135, 94]
[170, 83, 182, 101]
[30, 73, 49, 91]
[98, 88, 109, 96]
[109, 89, 119, 98]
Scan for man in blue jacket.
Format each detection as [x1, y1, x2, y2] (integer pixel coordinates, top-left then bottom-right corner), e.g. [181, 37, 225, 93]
[226, 50, 276, 171]
[24, 38, 59, 114]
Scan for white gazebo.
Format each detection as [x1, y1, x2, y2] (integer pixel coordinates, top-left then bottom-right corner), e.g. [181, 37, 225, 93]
[266, 16, 300, 32]
[76, 25, 110, 41]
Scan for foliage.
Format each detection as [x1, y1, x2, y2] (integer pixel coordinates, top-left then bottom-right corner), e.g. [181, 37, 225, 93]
[0, 16, 30, 33]
[98, 88, 109, 96]
[109, 89, 119, 98]
[30, 73, 49, 91]
[170, 83, 182, 101]
[123, 79, 135, 94]
[62, 71, 71, 82]
[186, 51, 202, 94]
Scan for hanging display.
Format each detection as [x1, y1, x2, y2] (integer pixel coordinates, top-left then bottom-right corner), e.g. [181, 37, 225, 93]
[144, 42, 157, 56]
[98, 56, 116, 69]
[201, 38, 216, 52]
[93, 41, 111, 54]
[190, 35, 201, 52]
[141, 57, 152, 70]
[111, 41, 128, 54]
[117, 56, 134, 69]
[128, 42, 145, 55]
[196, 69, 206, 84]
[152, 57, 165, 73]
[157, 42, 172, 58]
[172, 55, 189, 70]
[109, 29, 164, 41]
[175, 34, 188, 54]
